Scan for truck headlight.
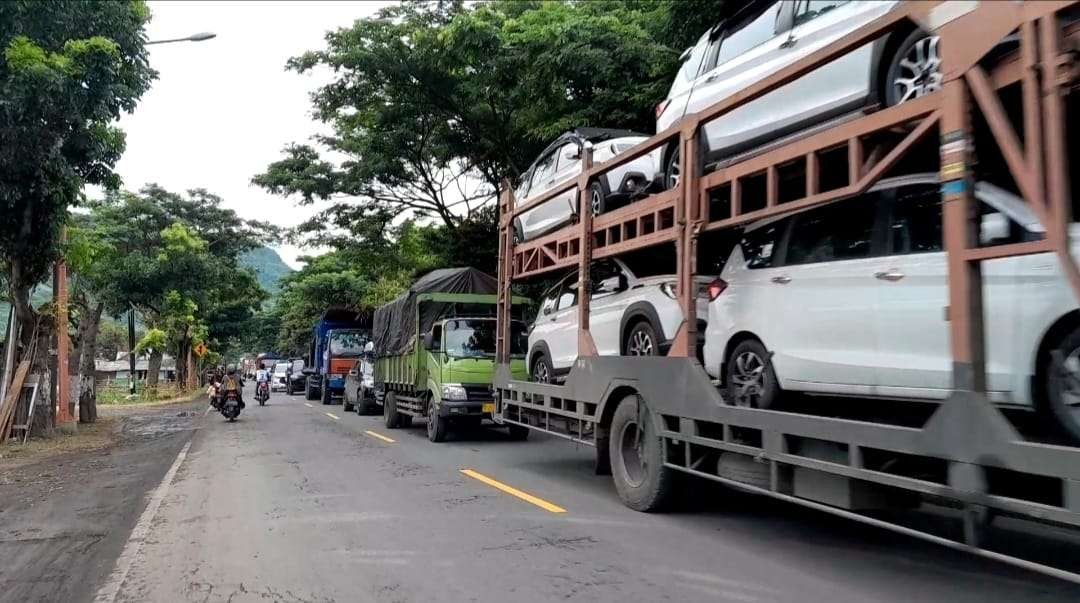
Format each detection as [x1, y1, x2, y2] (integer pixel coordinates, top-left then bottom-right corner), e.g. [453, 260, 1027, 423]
[442, 384, 468, 401]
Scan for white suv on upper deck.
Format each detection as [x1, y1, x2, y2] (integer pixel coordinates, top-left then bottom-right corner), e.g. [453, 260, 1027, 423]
[703, 173, 1080, 439]
[513, 128, 661, 242]
[528, 257, 710, 382]
[656, 0, 936, 184]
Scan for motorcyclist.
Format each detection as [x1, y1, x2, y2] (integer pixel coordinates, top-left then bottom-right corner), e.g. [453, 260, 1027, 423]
[222, 364, 246, 408]
[255, 366, 270, 400]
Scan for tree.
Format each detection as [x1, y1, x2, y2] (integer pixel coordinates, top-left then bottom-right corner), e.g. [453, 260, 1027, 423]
[254, 0, 677, 246]
[269, 219, 443, 355]
[96, 320, 139, 362]
[1, 1, 155, 346]
[81, 185, 271, 392]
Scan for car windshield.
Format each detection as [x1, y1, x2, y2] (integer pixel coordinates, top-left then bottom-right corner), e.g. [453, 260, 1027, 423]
[273, 363, 289, 374]
[443, 319, 527, 358]
[291, 359, 304, 372]
[329, 331, 369, 356]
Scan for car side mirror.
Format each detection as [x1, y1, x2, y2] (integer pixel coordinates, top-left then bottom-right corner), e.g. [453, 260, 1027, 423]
[980, 212, 1010, 245]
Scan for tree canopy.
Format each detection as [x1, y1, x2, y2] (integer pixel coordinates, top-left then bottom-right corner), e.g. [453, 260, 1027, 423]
[79, 185, 275, 375]
[250, 0, 721, 358]
[1, 0, 155, 336]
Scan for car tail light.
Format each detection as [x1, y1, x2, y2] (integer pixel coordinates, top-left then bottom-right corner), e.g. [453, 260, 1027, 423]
[707, 278, 728, 301]
[655, 99, 671, 120]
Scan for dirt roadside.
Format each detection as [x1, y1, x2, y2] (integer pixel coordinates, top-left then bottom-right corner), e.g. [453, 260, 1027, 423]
[0, 396, 208, 603]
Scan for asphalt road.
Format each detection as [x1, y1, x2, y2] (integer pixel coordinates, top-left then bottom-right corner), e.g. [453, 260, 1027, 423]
[83, 386, 1080, 602]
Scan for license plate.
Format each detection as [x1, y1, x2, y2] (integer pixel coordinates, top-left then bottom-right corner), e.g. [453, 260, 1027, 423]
[482, 403, 495, 414]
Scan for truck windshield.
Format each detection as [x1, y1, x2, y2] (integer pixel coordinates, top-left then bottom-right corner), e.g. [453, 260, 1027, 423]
[329, 331, 369, 357]
[443, 320, 527, 358]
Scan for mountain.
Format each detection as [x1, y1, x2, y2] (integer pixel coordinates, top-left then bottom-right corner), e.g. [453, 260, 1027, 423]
[241, 246, 293, 296]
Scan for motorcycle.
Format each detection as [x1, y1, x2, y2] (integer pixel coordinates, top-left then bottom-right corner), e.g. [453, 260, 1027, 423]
[255, 381, 269, 406]
[221, 389, 243, 421]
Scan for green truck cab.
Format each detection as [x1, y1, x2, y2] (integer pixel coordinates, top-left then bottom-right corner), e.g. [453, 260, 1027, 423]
[373, 269, 530, 442]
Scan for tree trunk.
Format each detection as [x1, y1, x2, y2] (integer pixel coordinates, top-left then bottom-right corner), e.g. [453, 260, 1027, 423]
[146, 348, 163, 390]
[174, 336, 191, 390]
[77, 302, 103, 423]
[8, 261, 36, 348]
[29, 323, 54, 437]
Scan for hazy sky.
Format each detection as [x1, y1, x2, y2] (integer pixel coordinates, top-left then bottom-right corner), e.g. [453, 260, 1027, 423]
[98, 0, 395, 268]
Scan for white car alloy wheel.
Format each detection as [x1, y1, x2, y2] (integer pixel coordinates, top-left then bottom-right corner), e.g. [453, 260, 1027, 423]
[890, 34, 942, 105]
[532, 357, 550, 383]
[730, 350, 766, 408]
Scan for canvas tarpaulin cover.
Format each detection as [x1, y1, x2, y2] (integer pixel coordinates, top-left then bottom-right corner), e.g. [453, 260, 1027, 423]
[372, 267, 497, 357]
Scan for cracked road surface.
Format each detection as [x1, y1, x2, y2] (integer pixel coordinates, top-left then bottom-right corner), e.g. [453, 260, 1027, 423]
[6, 385, 1080, 602]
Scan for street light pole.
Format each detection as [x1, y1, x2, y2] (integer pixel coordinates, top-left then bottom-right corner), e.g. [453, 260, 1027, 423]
[146, 32, 216, 46]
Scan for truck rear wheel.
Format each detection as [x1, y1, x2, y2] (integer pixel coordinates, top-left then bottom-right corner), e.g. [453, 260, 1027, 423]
[384, 391, 401, 428]
[609, 394, 674, 512]
[427, 403, 448, 443]
[305, 380, 317, 401]
[321, 383, 332, 405]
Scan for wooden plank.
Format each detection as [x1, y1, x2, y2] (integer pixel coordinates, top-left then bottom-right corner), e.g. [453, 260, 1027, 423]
[0, 360, 31, 444]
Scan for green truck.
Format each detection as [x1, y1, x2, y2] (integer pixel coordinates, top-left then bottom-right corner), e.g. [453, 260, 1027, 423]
[372, 267, 530, 442]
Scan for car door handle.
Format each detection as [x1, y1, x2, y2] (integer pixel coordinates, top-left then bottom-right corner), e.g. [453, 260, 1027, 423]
[704, 73, 720, 84]
[875, 270, 905, 282]
[771, 275, 791, 285]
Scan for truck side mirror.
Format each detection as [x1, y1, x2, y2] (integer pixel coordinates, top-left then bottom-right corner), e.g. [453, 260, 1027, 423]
[423, 332, 434, 350]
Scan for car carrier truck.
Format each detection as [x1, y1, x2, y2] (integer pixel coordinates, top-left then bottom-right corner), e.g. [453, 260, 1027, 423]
[304, 308, 371, 405]
[372, 267, 531, 442]
[491, 1, 1080, 582]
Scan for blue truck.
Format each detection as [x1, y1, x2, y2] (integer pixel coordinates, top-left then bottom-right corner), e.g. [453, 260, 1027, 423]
[304, 308, 371, 405]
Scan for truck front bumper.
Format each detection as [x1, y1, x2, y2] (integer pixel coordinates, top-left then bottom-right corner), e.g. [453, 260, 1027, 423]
[440, 399, 495, 419]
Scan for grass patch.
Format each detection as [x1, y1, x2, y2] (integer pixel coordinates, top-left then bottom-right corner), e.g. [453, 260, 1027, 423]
[98, 382, 200, 406]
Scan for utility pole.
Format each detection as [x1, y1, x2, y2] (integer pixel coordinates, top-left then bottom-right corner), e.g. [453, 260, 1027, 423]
[54, 228, 72, 425]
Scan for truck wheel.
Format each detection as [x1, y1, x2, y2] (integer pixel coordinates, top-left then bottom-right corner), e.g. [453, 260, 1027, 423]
[725, 339, 779, 409]
[305, 381, 317, 401]
[384, 391, 401, 428]
[343, 391, 355, 413]
[507, 424, 530, 441]
[609, 394, 674, 512]
[427, 404, 448, 443]
[321, 383, 332, 405]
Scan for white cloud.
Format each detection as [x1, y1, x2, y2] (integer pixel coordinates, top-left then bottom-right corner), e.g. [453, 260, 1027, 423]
[90, 0, 395, 269]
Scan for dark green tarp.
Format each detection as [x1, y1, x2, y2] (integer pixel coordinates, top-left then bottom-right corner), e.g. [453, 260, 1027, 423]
[372, 267, 497, 357]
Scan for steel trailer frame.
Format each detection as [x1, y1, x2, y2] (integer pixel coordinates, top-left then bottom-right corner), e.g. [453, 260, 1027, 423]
[493, 0, 1080, 582]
